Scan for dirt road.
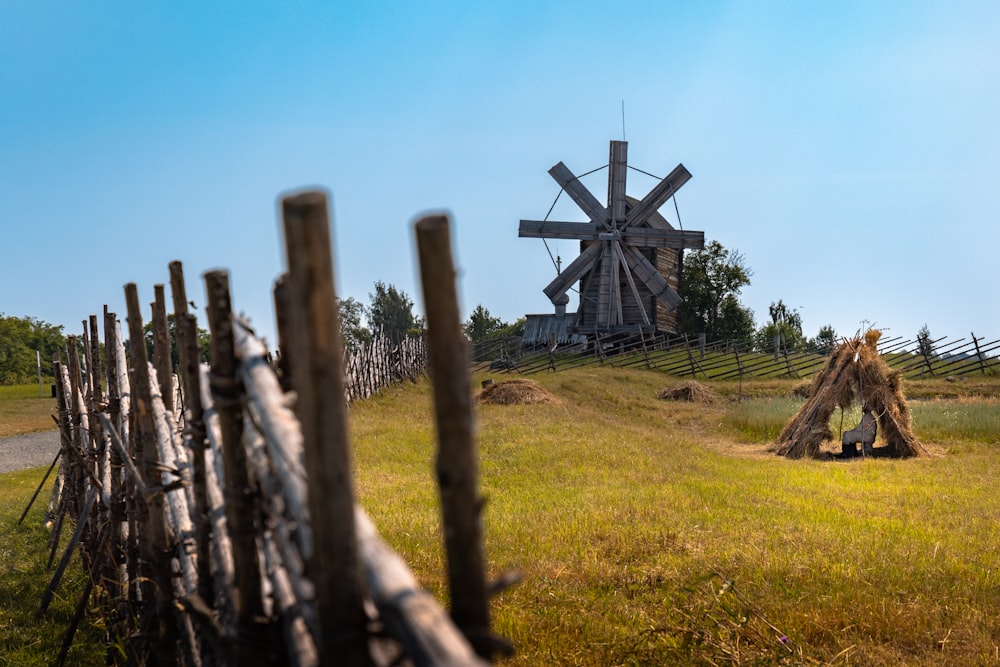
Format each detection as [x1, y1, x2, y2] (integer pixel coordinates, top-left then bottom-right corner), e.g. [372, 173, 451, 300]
[0, 429, 61, 473]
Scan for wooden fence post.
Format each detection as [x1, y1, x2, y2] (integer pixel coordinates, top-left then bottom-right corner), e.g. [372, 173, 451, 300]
[169, 261, 214, 607]
[280, 189, 369, 666]
[971, 332, 987, 376]
[152, 284, 175, 414]
[124, 282, 178, 665]
[203, 270, 273, 665]
[415, 214, 504, 661]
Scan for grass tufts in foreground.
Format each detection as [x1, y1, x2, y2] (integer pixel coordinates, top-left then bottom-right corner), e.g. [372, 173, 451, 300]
[0, 467, 105, 666]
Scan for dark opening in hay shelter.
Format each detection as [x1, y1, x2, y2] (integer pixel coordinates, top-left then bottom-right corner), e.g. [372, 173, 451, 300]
[775, 331, 925, 459]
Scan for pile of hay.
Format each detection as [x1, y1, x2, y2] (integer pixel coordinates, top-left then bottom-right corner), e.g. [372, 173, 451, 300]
[657, 380, 719, 404]
[775, 330, 925, 459]
[475, 379, 558, 406]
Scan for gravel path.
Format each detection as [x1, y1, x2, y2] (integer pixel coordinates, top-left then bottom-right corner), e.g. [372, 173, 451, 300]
[0, 429, 61, 473]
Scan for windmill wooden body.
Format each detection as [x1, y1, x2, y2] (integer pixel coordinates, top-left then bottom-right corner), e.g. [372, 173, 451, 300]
[519, 140, 705, 337]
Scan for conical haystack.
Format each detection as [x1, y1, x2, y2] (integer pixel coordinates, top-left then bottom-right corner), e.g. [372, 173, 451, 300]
[775, 330, 924, 459]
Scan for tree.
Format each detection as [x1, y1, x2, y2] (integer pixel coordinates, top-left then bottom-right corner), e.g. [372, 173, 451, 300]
[338, 297, 371, 352]
[916, 324, 935, 360]
[679, 240, 755, 339]
[0, 314, 66, 384]
[366, 282, 422, 340]
[464, 304, 504, 343]
[142, 314, 212, 367]
[808, 324, 838, 354]
[499, 317, 526, 338]
[755, 300, 805, 353]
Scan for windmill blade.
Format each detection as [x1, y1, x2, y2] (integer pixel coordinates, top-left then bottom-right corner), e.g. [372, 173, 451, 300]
[542, 242, 602, 302]
[621, 245, 682, 310]
[548, 162, 609, 227]
[608, 141, 628, 228]
[621, 227, 705, 249]
[624, 163, 692, 229]
[614, 242, 651, 326]
[518, 220, 598, 240]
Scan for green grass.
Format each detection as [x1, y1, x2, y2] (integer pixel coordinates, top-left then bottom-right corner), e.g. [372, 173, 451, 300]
[352, 369, 1000, 666]
[4, 370, 1000, 665]
[0, 467, 105, 666]
[0, 383, 58, 438]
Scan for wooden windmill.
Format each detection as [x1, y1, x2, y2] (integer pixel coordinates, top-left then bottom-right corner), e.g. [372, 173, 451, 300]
[519, 140, 705, 335]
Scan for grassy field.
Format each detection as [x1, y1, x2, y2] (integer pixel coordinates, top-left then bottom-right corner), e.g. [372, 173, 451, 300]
[351, 369, 1000, 666]
[0, 383, 58, 438]
[2, 369, 998, 665]
[0, 468, 104, 665]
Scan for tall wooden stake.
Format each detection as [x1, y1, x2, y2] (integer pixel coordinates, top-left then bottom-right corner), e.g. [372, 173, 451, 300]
[152, 284, 175, 414]
[169, 260, 214, 608]
[125, 282, 178, 666]
[203, 270, 270, 665]
[414, 214, 494, 660]
[280, 190, 369, 666]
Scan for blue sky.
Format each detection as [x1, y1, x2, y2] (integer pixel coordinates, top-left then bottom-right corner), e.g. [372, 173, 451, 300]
[2, 1, 998, 348]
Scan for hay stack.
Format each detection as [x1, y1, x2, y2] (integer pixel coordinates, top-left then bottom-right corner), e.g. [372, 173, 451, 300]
[775, 330, 924, 459]
[657, 380, 719, 404]
[475, 379, 558, 405]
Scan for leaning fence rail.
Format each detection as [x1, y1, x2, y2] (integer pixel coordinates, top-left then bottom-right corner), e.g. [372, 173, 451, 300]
[31, 192, 510, 666]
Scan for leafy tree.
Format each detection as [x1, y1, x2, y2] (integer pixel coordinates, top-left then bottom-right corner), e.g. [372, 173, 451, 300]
[142, 314, 212, 367]
[338, 297, 371, 352]
[499, 317, 526, 338]
[464, 304, 504, 343]
[0, 314, 66, 384]
[808, 324, 838, 354]
[916, 324, 935, 360]
[679, 240, 754, 339]
[755, 300, 805, 353]
[366, 282, 422, 340]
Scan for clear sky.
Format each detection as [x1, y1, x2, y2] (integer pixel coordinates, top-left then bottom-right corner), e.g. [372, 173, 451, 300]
[2, 1, 998, 348]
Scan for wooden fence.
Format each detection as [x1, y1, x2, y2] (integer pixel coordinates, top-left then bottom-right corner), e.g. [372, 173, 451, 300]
[474, 330, 1000, 380]
[31, 192, 511, 666]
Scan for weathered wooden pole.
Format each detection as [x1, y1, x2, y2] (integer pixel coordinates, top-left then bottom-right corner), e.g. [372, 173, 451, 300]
[280, 189, 370, 666]
[152, 284, 175, 414]
[124, 282, 178, 666]
[169, 260, 214, 607]
[272, 274, 293, 391]
[414, 214, 496, 660]
[203, 269, 271, 665]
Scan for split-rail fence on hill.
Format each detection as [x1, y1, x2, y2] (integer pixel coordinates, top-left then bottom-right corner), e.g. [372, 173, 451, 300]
[472, 330, 1000, 380]
[31, 192, 513, 667]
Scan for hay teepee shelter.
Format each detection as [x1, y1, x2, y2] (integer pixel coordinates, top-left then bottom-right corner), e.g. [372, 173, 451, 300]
[775, 330, 925, 459]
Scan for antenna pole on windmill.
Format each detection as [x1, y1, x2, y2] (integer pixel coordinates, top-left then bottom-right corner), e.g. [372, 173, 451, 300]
[556, 254, 562, 274]
[621, 100, 626, 141]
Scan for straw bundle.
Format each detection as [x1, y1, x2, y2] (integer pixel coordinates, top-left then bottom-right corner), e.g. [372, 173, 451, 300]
[775, 331, 924, 459]
[475, 379, 559, 405]
[657, 380, 719, 404]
